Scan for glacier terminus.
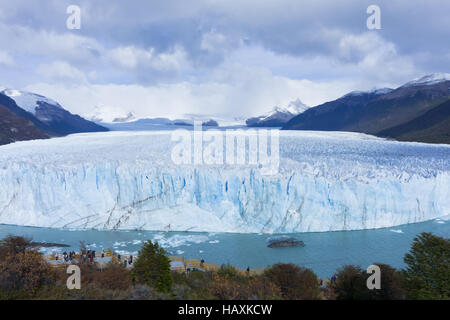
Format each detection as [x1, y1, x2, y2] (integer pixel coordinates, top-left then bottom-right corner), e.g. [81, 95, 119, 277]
[0, 130, 448, 233]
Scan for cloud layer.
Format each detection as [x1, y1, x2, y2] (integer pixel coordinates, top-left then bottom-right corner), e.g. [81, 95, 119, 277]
[0, 0, 449, 119]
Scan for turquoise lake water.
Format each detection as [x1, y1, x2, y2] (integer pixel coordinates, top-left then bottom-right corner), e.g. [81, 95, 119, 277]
[1, 218, 448, 278]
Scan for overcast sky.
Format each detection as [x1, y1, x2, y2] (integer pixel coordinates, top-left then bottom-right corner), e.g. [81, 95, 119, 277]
[0, 0, 449, 120]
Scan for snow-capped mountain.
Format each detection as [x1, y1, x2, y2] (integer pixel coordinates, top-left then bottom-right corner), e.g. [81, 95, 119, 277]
[246, 98, 309, 127]
[0, 89, 108, 136]
[0, 104, 48, 145]
[112, 112, 136, 123]
[1, 89, 62, 114]
[343, 87, 394, 98]
[85, 105, 138, 123]
[284, 74, 450, 144]
[402, 73, 450, 87]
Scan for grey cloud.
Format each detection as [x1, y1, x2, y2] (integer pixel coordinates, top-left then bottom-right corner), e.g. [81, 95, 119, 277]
[1, 0, 449, 72]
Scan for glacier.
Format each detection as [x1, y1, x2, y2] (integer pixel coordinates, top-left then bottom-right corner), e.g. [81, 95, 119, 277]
[0, 130, 449, 233]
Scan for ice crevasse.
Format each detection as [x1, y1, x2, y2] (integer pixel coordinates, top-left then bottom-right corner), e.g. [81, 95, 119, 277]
[0, 130, 448, 233]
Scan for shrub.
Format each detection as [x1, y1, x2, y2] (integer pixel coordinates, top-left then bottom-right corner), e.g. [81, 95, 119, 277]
[369, 263, 405, 300]
[171, 271, 216, 299]
[0, 235, 33, 256]
[0, 236, 54, 296]
[264, 263, 320, 299]
[217, 264, 240, 279]
[333, 265, 370, 300]
[207, 273, 281, 300]
[62, 261, 132, 291]
[123, 284, 168, 300]
[95, 262, 132, 290]
[246, 276, 282, 300]
[130, 240, 172, 292]
[333, 264, 405, 300]
[403, 232, 450, 299]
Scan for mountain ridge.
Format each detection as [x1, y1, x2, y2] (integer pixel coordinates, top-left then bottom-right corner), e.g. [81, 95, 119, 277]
[246, 98, 309, 127]
[0, 89, 108, 137]
[283, 74, 450, 144]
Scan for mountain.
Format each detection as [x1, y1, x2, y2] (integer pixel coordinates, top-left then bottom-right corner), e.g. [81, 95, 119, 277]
[246, 98, 309, 127]
[202, 119, 219, 127]
[282, 89, 393, 131]
[378, 99, 450, 144]
[0, 89, 108, 136]
[283, 74, 450, 144]
[401, 73, 450, 87]
[101, 117, 227, 131]
[112, 112, 136, 123]
[84, 105, 137, 123]
[0, 104, 48, 145]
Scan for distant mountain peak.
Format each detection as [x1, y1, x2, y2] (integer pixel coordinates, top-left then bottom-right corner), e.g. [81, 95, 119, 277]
[402, 73, 450, 87]
[371, 87, 394, 95]
[264, 99, 309, 118]
[0, 88, 108, 136]
[284, 98, 309, 114]
[246, 98, 309, 127]
[1, 89, 61, 114]
[343, 87, 393, 98]
[112, 112, 136, 123]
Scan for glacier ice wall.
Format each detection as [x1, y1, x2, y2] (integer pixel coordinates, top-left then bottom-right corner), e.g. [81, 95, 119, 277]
[0, 130, 449, 233]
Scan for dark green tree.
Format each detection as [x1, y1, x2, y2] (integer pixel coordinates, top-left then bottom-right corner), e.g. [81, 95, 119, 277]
[264, 263, 320, 299]
[403, 232, 450, 299]
[333, 265, 371, 300]
[130, 240, 172, 292]
[333, 264, 406, 300]
[369, 263, 405, 300]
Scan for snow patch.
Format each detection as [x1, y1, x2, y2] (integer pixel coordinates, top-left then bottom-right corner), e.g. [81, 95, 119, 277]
[1, 89, 61, 114]
[402, 73, 450, 87]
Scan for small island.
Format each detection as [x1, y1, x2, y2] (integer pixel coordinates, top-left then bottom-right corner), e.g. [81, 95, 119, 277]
[30, 242, 70, 248]
[267, 236, 305, 248]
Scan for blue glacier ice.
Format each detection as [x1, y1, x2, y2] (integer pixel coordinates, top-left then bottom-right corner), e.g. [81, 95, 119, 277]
[0, 130, 448, 233]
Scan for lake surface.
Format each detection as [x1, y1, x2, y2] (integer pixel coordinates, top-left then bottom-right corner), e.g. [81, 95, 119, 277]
[1, 217, 448, 278]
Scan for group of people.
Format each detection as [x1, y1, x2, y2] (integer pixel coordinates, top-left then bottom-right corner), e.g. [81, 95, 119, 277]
[316, 275, 337, 288]
[82, 249, 97, 263]
[55, 251, 76, 263]
[117, 254, 134, 266]
[54, 248, 135, 266]
[55, 248, 107, 263]
[330, 274, 337, 283]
